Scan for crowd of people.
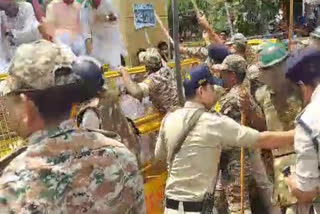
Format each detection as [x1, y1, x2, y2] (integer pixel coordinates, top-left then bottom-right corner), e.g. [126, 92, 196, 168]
[0, 1, 320, 214]
[0, 0, 127, 73]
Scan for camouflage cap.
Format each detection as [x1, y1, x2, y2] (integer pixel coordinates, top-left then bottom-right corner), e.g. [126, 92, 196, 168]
[138, 48, 162, 70]
[218, 54, 247, 73]
[226, 33, 247, 45]
[3, 40, 79, 95]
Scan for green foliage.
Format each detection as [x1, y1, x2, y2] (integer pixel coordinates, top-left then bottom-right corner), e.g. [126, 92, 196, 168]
[233, 0, 281, 36]
[168, 0, 281, 38]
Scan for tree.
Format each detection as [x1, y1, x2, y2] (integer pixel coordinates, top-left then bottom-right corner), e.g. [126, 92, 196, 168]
[168, 0, 281, 39]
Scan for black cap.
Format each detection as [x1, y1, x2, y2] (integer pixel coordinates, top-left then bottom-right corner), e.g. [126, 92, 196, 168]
[286, 49, 320, 84]
[184, 65, 221, 97]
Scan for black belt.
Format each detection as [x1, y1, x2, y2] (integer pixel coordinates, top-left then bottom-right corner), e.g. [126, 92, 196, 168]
[166, 198, 203, 212]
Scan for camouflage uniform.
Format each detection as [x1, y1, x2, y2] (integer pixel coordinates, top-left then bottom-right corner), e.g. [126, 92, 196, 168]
[77, 87, 142, 166]
[226, 33, 256, 65]
[138, 48, 179, 113]
[0, 40, 146, 214]
[246, 64, 275, 179]
[245, 45, 258, 65]
[180, 46, 214, 67]
[216, 55, 275, 214]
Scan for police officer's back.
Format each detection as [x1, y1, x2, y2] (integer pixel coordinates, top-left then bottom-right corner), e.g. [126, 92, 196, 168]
[285, 49, 320, 214]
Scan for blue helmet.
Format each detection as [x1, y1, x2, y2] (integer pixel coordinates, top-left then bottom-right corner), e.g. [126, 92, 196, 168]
[72, 56, 105, 98]
[207, 44, 231, 64]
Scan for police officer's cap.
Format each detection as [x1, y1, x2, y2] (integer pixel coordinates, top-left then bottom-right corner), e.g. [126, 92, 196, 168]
[207, 44, 231, 64]
[286, 49, 320, 84]
[184, 65, 221, 97]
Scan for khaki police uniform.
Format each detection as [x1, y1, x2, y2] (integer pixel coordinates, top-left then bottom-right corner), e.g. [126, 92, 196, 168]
[155, 101, 260, 214]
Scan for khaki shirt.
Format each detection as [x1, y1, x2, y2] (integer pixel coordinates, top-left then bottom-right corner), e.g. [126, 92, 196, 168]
[155, 101, 259, 202]
[295, 85, 320, 192]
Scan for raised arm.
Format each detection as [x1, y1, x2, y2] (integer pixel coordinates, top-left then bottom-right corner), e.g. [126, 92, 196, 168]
[120, 67, 144, 101]
[197, 14, 224, 45]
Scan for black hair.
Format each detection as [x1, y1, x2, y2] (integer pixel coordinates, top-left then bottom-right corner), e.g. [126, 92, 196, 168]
[121, 55, 126, 66]
[158, 41, 168, 50]
[23, 83, 90, 123]
[12, 67, 101, 123]
[225, 70, 246, 84]
[236, 72, 246, 83]
[184, 82, 211, 100]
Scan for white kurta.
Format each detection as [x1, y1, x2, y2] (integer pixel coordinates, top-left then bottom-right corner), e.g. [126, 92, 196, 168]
[81, 0, 127, 69]
[0, 2, 41, 73]
[45, 0, 85, 56]
[0, 12, 9, 74]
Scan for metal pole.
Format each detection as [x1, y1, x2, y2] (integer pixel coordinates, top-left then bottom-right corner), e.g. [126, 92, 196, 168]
[240, 88, 248, 214]
[289, 0, 294, 52]
[172, 0, 184, 106]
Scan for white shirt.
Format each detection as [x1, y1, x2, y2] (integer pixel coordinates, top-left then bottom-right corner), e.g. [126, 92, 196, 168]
[0, 2, 41, 67]
[80, 0, 127, 68]
[0, 13, 9, 73]
[155, 101, 259, 202]
[295, 85, 320, 214]
[295, 85, 320, 192]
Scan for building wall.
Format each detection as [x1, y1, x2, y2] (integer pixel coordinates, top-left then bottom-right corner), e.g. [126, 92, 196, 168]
[114, 0, 169, 66]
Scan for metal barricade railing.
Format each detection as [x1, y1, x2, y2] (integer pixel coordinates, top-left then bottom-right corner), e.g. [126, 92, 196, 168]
[0, 99, 22, 158]
[0, 58, 200, 159]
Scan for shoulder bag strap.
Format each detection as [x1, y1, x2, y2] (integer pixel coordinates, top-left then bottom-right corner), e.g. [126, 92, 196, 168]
[169, 108, 205, 170]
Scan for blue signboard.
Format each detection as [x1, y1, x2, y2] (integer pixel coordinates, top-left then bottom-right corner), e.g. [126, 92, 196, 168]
[133, 4, 156, 30]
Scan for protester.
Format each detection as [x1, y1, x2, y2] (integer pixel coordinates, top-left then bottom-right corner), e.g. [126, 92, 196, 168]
[0, 0, 42, 72]
[81, 0, 127, 69]
[44, 0, 85, 56]
[121, 48, 179, 113]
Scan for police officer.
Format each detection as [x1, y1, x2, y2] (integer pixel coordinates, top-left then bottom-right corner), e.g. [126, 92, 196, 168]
[180, 44, 230, 99]
[74, 56, 142, 165]
[179, 43, 231, 68]
[0, 40, 146, 213]
[259, 43, 306, 214]
[225, 33, 256, 65]
[120, 48, 179, 113]
[285, 49, 320, 214]
[155, 64, 295, 214]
